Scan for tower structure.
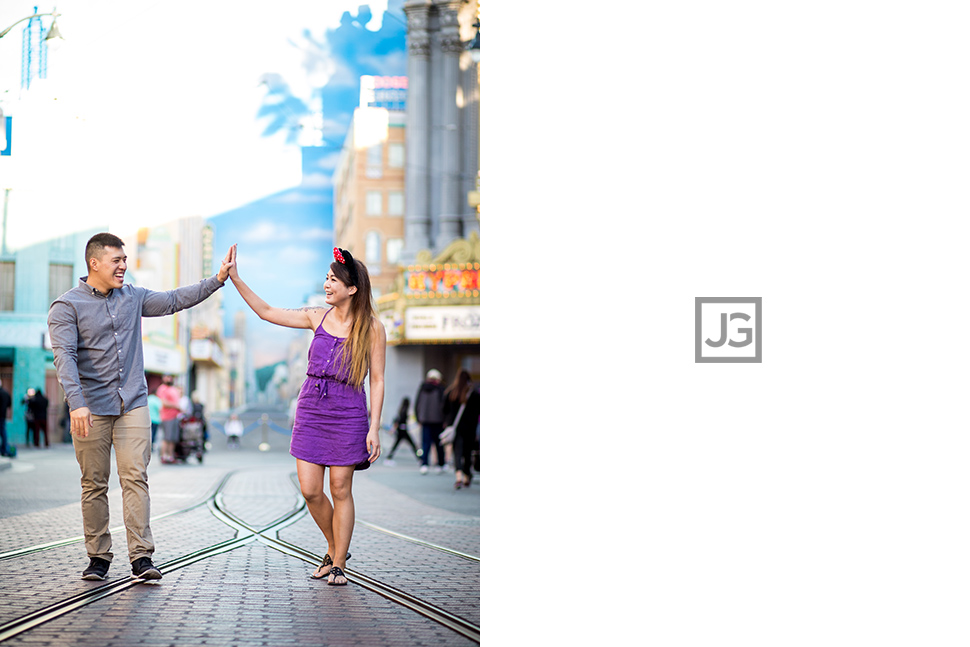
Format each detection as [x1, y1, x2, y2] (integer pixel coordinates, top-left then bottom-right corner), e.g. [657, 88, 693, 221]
[20, 9, 49, 91]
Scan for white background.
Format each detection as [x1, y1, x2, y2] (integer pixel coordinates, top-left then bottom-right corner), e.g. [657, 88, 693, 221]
[490, 2, 970, 645]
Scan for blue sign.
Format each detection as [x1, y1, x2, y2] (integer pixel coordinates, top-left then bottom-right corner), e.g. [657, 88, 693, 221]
[1, 117, 10, 156]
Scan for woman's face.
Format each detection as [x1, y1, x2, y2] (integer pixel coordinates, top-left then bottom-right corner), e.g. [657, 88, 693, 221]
[324, 269, 357, 306]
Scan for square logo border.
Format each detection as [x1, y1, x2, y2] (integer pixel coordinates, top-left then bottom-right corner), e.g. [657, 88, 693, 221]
[695, 297, 762, 363]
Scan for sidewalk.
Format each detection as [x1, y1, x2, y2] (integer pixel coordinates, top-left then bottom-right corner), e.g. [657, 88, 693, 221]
[0, 431, 480, 646]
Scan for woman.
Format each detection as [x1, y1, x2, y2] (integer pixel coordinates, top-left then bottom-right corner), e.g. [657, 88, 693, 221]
[228, 244, 385, 585]
[442, 370, 480, 489]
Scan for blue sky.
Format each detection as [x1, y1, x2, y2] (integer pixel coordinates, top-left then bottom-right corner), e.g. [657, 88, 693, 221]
[0, 0, 405, 369]
[0, 0, 393, 251]
[209, 1, 407, 368]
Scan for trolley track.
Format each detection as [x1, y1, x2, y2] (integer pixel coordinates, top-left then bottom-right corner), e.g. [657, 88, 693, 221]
[0, 467, 481, 644]
[0, 471, 236, 562]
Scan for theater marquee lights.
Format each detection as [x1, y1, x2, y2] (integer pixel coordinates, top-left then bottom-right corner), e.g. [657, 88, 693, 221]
[404, 263, 480, 298]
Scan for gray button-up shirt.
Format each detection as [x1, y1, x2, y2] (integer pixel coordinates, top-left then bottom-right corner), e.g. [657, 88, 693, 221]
[48, 275, 225, 416]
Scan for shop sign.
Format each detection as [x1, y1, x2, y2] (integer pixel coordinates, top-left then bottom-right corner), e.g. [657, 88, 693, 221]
[381, 309, 405, 343]
[405, 306, 480, 341]
[143, 342, 184, 374]
[190, 338, 224, 366]
[405, 265, 480, 297]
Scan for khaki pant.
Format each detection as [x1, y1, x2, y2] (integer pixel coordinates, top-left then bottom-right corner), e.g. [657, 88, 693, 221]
[72, 406, 154, 563]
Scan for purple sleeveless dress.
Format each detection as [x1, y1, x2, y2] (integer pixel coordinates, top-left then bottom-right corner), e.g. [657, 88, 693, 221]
[290, 310, 370, 466]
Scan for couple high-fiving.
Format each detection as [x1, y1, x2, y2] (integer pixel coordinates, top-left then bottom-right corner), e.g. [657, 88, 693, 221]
[49, 233, 384, 586]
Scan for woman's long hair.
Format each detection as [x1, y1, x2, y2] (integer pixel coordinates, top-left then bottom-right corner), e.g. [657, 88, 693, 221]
[331, 257, 376, 389]
[445, 370, 472, 404]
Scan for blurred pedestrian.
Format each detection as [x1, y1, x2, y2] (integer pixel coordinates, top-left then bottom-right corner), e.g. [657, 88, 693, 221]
[146, 389, 162, 449]
[190, 390, 208, 444]
[229, 245, 385, 586]
[22, 388, 36, 444]
[385, 397, 419, 465]
[0, 378, 11, 458]
[156, 375, 182, 464]
[415, 369, 446, 474]
[442, 370, 480, 489]
[47, 231, 234, 581]
[225, 413, 243, 449]
[25, 387, 50, 448]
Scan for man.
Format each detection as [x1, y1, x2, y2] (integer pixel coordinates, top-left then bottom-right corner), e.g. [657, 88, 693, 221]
[25, 387, 50, 448]
[48, 232, 235, 581]
[0, 379, 11, 457]
[414, 369, 446, 474]
[156, 375, 182, 464]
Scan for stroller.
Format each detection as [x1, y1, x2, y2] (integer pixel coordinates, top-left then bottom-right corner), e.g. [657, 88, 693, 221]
[173, 414, 206, 464]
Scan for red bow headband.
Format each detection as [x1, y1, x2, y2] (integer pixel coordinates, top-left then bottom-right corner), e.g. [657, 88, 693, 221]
[333, 247, 360, 287]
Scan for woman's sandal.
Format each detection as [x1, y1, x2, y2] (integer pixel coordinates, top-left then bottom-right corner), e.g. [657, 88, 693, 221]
[310, 552, 352, 580]
[327, 566, 348, 586]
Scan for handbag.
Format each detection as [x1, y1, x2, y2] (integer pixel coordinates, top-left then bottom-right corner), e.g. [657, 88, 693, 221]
[439, 402, 465, 445]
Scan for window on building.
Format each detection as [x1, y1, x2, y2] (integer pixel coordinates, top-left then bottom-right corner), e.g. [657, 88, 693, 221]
[365, 191, 383, 216]
[366, 231, 382, 271]
[388, 143, 405, 168]
[386, 238, 404, 264]
[0, 262, 13, 311]
[49, 263, 73, 305]
[388, 191, 405, 216]
[366, 143, 383, 178]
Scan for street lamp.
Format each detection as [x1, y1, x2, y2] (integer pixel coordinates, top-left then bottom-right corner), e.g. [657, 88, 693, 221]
[0, 9, 64, 46]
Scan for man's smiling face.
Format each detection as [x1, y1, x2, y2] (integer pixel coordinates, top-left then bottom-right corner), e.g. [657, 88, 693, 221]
[88, 246, 127, 293]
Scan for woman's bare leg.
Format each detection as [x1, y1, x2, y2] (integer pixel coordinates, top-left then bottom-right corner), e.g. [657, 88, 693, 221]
[296, 459, 335, 577]
[327, 465, 356, 584]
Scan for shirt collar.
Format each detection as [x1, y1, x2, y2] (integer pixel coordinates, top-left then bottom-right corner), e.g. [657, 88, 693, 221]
[79, 276, 110, 297]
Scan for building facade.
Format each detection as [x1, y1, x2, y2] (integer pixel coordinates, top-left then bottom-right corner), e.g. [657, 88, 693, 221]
[401, 0, 480, 263]
[123, 217, 233, 415]
[333, 80, 408, 297]
[373, 0, 480, 421]
[0, 227, 105, 446]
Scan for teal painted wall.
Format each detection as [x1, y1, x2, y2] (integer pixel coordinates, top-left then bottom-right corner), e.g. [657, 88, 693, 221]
[0, 228, 102, 446]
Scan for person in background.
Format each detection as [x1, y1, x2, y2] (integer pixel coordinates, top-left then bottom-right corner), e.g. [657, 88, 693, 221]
[22, 388, 36, 446]
[25, 387, 50, 448]
[443, 370, 480, 490]
[190, 391, 208, 445]
[146, 389, 162, 451]
[224, 413, 243, 449]
[0, 379, 11, 458]
[47, 232, 233, 581]
[156, 375, 182, 464]
[414, 369, 446, 475]
[385, 397, 419, 466]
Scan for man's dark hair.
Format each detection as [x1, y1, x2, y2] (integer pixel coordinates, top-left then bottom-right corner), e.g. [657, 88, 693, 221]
[84, 233, 125, 268]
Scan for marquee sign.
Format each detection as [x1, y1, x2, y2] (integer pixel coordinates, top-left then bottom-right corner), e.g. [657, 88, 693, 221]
[404, 264, 479, 297]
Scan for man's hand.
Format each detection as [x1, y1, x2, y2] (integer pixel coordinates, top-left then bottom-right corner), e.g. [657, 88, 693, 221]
[217, 245, 236, 282]
[227, 244, 239, 281]
[70, 407, 93, 438]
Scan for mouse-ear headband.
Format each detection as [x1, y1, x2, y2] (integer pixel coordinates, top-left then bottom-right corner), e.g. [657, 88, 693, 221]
[333, 247, 359, 287]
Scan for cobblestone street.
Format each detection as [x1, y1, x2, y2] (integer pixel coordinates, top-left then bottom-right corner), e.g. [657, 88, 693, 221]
[0, 424, 480, 646]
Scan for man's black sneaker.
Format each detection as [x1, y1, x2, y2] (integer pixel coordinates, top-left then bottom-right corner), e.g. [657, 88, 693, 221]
[131, 557, 162, 580]
[81, 557, 110, 581]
